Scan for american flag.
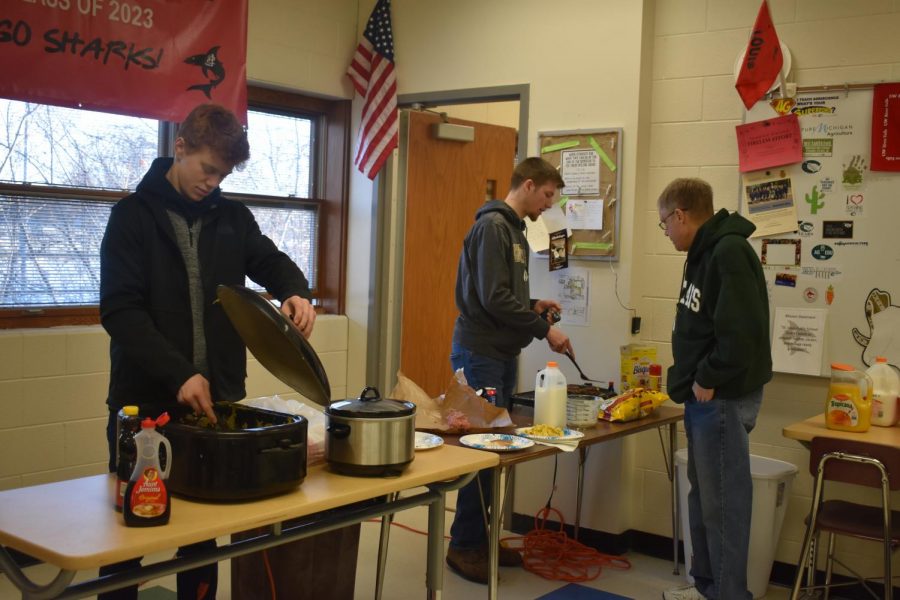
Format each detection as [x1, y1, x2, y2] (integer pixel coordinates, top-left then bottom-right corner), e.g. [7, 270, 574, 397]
[347, 0, 398, 180]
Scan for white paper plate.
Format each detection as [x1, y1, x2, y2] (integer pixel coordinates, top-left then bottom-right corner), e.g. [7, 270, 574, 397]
[514, 427, 585, 443]
[415, 431, 444, 451]
[459, 433, 534, 452]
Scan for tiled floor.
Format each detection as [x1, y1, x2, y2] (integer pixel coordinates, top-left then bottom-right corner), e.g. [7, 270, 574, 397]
[0, 494, 792, 599]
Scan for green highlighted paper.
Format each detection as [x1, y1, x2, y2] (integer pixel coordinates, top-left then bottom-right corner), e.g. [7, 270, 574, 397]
[559, 196, 569, 208]
[542, 140, 579, 154]
[573, 242, 613, 252]
[589, 137, 616, 171]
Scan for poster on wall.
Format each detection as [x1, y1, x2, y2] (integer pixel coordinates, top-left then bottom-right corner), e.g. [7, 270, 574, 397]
[0, 1, 249, 123]
[745, 88, 900, 372]
[871, 83, 900, 171]
[552, 267, 590, 326]
[742, 169, 799, 237]
[771, 307, 827, 376]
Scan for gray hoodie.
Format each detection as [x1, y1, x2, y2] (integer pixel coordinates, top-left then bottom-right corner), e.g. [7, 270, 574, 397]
[452, 200, 550, 359]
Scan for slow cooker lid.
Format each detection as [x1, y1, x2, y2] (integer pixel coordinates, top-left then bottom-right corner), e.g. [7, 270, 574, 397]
[216, 285, 331, 407]
[327, 387, 415, 418]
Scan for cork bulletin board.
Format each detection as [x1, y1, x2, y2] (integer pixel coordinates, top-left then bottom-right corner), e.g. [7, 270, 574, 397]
[537, 128, 623, 260]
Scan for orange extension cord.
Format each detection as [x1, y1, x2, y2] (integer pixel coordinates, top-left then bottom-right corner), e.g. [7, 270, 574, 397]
[501, 506, 631, 582]
[365, 503, 631, 584]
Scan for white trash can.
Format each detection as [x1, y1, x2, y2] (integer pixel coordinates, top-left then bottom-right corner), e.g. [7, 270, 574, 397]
[675, 448, 798, 599]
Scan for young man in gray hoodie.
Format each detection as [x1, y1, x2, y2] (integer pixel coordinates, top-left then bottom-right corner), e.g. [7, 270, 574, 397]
[446, 157, 574, 583]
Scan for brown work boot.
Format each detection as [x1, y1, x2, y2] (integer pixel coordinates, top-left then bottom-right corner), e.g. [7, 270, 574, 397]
[498, 544, 523, 567]
[446, 546, 488, 584]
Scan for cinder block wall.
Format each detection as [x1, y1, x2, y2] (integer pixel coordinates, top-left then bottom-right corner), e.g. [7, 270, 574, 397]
[631, 0, 900, 575]
[0, 316, 348, 491]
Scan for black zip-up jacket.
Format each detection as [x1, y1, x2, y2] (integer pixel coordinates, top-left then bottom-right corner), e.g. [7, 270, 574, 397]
[452, 200, 550, 360]
[100, 157, 311, 412]
[667, 209, 772, 404]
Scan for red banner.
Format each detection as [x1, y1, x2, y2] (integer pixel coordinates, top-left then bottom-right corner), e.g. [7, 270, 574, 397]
[871, 83, 900, 172]
[1, 0, 247, 123]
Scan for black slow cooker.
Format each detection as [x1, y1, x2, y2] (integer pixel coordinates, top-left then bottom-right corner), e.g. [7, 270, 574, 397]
[161, 402, 307, 501]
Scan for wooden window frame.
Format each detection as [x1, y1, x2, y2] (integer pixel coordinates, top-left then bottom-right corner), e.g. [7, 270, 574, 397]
[0, 87, 349, 328]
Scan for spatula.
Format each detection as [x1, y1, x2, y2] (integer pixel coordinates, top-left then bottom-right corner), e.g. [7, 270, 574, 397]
[565, 350, 604, 383]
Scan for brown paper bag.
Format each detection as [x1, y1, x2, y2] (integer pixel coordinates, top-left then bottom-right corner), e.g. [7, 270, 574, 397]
[390, 370, 513, 433]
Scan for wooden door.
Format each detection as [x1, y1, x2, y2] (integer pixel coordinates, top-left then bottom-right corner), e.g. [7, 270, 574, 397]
[400, 111, 517, 396]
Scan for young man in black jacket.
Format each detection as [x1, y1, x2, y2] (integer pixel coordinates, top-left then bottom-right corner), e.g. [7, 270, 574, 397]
[99, 103, 315, 600]
[446, 157, 574, 584]
[657, 178, 772, 600]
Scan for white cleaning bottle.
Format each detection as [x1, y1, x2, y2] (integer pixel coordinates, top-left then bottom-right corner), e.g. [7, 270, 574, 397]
[866, 356, 900, 427]
[534, 361, 567, 428]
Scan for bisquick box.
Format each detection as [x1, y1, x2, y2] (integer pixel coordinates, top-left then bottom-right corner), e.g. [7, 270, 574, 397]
[620, 344, 657, 391]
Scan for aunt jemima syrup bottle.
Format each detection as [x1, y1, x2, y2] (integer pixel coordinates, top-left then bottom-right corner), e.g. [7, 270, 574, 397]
[124, 414, 172, 527]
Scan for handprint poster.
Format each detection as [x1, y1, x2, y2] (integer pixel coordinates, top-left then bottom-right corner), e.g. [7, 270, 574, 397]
[744, 87, 900, 372]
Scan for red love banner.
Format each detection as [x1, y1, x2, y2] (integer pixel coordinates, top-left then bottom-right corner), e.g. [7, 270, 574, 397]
[0, 0, 248, 123]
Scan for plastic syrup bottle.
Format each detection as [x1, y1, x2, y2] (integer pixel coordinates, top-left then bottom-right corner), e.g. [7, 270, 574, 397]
[867, 356, 899, 427]
[534, 361, 567, 428]
[124, 415, 172, 527]
[115, 405, 142, 511]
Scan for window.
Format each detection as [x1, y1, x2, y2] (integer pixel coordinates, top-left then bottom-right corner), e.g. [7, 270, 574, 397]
[0, 88, 350, 328]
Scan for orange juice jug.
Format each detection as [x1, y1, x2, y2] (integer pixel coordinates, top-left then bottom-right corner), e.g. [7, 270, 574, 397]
[825, 362, 873, 432]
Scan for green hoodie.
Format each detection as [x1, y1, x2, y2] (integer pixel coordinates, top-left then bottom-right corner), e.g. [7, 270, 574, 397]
[667, 209, 773, 404]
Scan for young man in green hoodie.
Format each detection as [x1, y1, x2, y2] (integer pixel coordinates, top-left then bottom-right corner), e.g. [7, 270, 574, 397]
[445, 157, 574, 584]
[658, 178, 772, 600]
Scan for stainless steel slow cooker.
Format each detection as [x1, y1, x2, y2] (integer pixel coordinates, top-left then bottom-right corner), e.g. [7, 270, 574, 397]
[325, 387, 415, 476]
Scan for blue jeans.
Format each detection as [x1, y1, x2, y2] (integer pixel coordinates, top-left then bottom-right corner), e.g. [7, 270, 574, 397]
[448, 342, 517, 549]
[684, 388, 762, 600]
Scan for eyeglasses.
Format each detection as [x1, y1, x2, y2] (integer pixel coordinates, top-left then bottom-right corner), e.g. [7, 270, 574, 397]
[658, 208, 686, 231]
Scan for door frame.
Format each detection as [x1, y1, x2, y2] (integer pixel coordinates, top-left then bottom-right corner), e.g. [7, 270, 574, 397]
[366, 85, 530, 393]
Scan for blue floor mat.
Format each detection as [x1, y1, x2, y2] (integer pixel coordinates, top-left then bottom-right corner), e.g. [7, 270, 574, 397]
[536, 583, 633, 600]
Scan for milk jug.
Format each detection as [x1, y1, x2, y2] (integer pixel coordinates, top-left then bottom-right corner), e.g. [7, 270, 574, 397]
[866, 356, 899, 426]
[825, 362, 872, 433]
[124, 415, 172, 527]
[534, 361, 567, 428]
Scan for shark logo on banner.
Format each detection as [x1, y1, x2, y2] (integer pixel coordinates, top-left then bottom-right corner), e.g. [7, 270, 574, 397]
[735, 0, 783, 110]
[184, 46, 226, 99]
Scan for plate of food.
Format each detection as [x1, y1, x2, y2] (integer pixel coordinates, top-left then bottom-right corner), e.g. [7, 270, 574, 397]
[415, 431, 444, 451]
[459, 433, 534, 452]
[514, 425, 585, 442]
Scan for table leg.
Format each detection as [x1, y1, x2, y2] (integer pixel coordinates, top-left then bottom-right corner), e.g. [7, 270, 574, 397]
[488, 465, 501, 600]
[574, 445, 587, 541]
[426, 490, 446, 600]
[669, 421, 680, 575]
[375, 492, 398, 600]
